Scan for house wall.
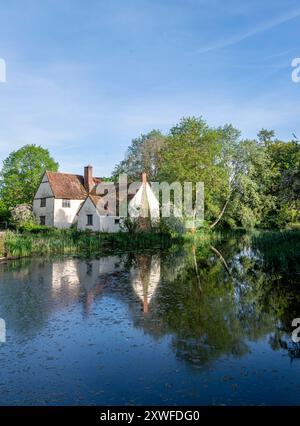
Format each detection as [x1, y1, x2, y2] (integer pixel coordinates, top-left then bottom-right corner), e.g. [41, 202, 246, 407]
[77, 198, 123, 232]
[54, 198, 84, 228]
[77, 197, 101, 231]
[99, 216, 123, 233]
[33, 197, 55, 226]
[33, 173, 55, 226]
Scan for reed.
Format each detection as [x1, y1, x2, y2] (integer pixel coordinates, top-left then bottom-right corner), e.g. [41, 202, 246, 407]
[3, 228, 178, 259]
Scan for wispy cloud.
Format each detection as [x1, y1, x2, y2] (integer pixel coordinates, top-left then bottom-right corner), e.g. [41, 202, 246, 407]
[195, 8, 300, 54]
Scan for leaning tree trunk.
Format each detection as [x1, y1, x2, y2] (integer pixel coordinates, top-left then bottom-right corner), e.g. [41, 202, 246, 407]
[209, 196, 230, 229]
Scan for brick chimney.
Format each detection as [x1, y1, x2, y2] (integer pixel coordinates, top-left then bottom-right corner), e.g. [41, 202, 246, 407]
[84, 165, 94, 192]
[141, 172, 147, 185]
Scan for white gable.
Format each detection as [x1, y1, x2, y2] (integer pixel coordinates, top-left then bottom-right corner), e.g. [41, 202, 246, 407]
[34, 172, 54, 199]
[129, 182, 160, 220]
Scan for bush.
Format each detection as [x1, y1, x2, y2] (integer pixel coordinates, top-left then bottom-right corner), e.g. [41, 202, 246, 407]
[158, 216, 186, 236]
[10, 204, 36, 229]
[120, 217, 139, 234]
[19, 223, 54, 233]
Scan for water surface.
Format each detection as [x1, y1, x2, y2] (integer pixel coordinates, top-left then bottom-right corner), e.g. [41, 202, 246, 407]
[0, 232, 299, 405]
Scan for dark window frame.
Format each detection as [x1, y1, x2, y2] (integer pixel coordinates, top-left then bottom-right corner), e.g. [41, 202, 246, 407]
[114, 218, 120, 225]
[62, 199, 71, 208]
[40, 198, 46, 207]
[87, 214, 93, 226]
[40, 216, 46, 225]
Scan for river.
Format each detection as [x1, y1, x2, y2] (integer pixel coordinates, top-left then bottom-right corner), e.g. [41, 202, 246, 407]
[0, 231, 299, 405]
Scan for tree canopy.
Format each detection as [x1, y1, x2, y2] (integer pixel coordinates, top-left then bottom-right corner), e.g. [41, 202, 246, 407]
[114, 117, 299, 229]
[0, 144, 58, 216]
[113, 130, 166, 181]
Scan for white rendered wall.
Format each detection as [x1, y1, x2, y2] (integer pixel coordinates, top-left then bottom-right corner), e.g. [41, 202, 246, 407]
[33, 173, 55, 226]
[99, 216, 122, 233]
[77, 197, 101, 231]
[54, 198, 84, 228]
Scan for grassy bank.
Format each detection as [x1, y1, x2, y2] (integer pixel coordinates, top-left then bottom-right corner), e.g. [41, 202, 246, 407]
[2, 228, 183, 259]
[0, 233, 5, 257]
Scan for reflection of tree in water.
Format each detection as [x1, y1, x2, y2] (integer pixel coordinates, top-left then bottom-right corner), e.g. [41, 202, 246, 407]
[133, 232, 299, 369]
[233, 232, 300, 331]
[145, 241, 274, 369]
[0, 231, 298, 369]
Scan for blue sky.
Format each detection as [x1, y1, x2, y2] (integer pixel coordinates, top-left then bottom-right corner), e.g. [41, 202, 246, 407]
[0, 0, 300, 177]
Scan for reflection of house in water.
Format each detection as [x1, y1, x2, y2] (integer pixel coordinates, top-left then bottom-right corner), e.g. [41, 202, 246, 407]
[50, 254, 161, 315]
[51, 256, 124, 314]
[130, 255, 160, 313]
[52, 260, 80, 293]
[0, 253, 162, 337]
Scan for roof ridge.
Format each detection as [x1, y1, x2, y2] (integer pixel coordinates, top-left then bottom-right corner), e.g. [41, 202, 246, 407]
[46, 170, 83, 177]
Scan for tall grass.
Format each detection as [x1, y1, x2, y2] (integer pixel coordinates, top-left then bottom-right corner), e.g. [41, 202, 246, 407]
[0, 233, 5, 257]
[3, 228, 177, 259]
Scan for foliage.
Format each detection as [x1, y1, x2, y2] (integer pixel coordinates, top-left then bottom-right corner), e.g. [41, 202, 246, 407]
[158, 215, 186, 236]
[113, 130, 166, 181]
[119, 217, 139, 234]
[3, 228, 178, 258]
[10, 203, 36, 228]
[0, 144, 58, 211]
[113, 119, 299, 230]
[0, 200, 10, 226]
[158, 117, 240, 225]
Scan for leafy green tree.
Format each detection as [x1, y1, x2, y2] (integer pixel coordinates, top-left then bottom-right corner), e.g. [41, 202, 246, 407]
[113, 130, 166, 181]
[113, 120, 298, 230]
[265, 139, 300, 226]
[224, 130, 299, 229]
[257, 128, 275, 145]
[0, 144, 59, 210]
[158, 117, 240, 227]
[225, 139, 276, 229]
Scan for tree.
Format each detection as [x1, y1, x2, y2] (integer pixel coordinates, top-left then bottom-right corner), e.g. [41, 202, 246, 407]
[257, 128, 275, 145]
[225, 132, 300, 229]
[158, 117, 240, 227]
[0, 144, 59, 210]
[265, 139, 300, 226]
[224, 139, 276, 229]
[113, 130, 166, 181]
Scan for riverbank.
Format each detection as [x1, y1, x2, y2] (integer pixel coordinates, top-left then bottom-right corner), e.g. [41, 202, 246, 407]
[1, 228, 187, 260]
[0, 232, 5, 259]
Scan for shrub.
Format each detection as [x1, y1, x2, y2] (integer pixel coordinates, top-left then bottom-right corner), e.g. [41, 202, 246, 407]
[19, 223, 53, 233]
[158, 216, 186, 236]
[10, 204, 36, 229]
[120, 217, 139, 234]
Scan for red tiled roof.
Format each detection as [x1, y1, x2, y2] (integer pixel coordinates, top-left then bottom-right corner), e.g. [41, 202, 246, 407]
[45, 171, 142, 212]
[46, 171, 102, 200]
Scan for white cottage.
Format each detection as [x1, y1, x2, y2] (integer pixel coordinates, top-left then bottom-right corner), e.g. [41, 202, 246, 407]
[33, 165, 159, 232]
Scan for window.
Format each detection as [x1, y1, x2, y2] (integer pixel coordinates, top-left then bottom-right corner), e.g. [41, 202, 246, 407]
[114, 218, 120, 224]
[62, 199, 71, 208]
[40, 216, 46, 225]
[87, 214, 93, 226]
[40, 198, 46, 207]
